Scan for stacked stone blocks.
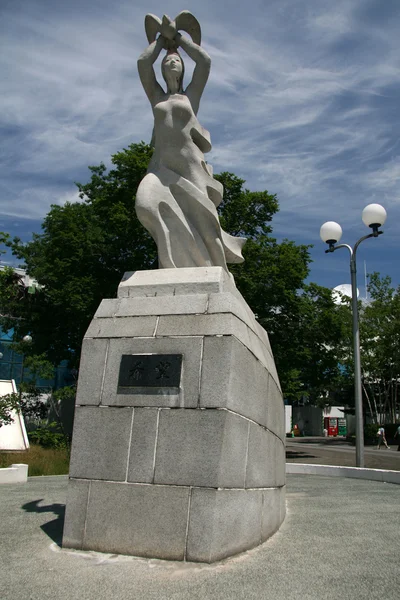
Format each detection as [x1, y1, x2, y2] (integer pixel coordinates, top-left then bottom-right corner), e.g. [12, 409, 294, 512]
[63, 268, 285, 562]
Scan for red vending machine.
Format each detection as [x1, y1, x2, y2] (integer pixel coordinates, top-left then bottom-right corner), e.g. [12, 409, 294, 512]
[324, 417, 338, 437]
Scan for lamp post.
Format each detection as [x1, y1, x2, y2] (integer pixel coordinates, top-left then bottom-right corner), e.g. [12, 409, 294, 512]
[320, 204, 387, 468]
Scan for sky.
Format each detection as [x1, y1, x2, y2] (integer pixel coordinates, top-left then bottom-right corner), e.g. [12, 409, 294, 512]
[1, 0, 399, 296]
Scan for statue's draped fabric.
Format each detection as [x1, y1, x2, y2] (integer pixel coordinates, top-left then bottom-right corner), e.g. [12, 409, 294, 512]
[136, 95, 245, 271]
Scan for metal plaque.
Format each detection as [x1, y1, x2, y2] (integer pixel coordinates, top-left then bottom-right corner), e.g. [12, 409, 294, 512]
[118, 354, 182, 390]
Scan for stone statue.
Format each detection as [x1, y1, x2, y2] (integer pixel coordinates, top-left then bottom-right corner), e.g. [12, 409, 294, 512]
[136, 11, 246, 273]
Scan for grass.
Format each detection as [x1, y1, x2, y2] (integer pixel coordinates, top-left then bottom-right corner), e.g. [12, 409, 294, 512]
[0, 444, 70, 476]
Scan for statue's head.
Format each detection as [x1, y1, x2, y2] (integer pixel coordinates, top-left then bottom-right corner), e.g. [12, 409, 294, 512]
[161, 50, 185, 91]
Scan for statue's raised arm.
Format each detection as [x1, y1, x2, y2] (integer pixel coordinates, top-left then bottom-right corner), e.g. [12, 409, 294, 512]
[137, 12, 210, 114]
[135, 11, 246, 275]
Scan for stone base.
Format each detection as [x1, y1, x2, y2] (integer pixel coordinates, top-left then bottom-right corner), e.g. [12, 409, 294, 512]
[62, 267, 286, 562]
[63, 480, 285, 562]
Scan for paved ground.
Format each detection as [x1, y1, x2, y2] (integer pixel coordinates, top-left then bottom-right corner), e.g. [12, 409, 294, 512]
[1, 474, 399, 600]
[286, 437, 400, 470]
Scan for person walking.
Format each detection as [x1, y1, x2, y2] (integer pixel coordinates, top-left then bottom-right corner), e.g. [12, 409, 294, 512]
[394, 424, 400, 451]
[377, 426, 390, 449]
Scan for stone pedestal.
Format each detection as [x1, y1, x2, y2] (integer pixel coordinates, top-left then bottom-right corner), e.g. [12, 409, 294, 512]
[62, 267, 285, 562]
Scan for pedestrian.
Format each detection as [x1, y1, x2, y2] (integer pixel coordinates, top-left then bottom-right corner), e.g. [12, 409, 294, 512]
[377, 426, 390, 449]
[394, 424, 400, 452]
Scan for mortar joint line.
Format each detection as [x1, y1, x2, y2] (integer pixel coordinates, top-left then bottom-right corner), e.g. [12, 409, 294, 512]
[183, 486, 193, 561]
[244, 420, 250, 489]
[82, 480, 92, 549]
[197, 336, 205, 408]
[222, 407, 284, 443]
[152, 316, 160, 337]
[99, 339, 110, 403]
[124, 408, 135, 482]
[260, 487, 265, 544]
[151, 409, 161, 483]
[204, 293, 210, 314]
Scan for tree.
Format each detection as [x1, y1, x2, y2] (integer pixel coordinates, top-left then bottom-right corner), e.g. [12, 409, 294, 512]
[359, 272, 400, 423]
[215, 173, 345, 400]
[2, 143, 343, 402]
[4, 142, 156, 367]
[0, 393, 20, 428]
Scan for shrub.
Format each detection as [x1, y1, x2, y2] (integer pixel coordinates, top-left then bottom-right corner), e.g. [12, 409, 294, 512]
[0, 393, 20, 427]
[346, 423, 400, 445]
[346, 423, 379, 446]
[364, 423, 379, 443]
[28, 422, 70, 449]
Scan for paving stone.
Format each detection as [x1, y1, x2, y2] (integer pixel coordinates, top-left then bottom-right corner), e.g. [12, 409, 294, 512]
[246, 424, 277, 488]
[254, 321, 273, 355]
[116, 294, 208, 317]
[127, 408, 159, 483]
[200, 336, 269, 427]
[75, 338, 109, 406]
[83, 481, 190, 560]
[101, 336, 202, 408]
[62, 478, 90, 549]
[69, 406, 133, 481]
[154, 409, 249, 488]
[207, 292, 259, 335]
[118, 266, 233, 298]
[275, 437, 286, 487]
[246, 326, 278, 381]
[186, 487, 263, 562]
[85, 316, 157, 339]
[156, 312, 250, 339]
[94, 298, 120, 318]
[266, 374, 285, 439]
[261, 486, 286, 541]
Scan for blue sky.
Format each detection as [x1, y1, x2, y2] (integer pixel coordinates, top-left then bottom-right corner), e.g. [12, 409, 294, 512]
[1, 0, 399, 295]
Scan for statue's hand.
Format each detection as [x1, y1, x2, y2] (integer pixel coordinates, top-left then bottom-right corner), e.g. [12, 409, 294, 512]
[161, 15, 176, 41]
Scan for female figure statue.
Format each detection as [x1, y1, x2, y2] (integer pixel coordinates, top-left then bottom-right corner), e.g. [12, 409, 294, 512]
[136, 13, 246, 273]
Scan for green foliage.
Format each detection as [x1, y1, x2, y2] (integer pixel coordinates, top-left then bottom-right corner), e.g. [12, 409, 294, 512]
[364, 423, 380, 442]
[385, 423, 400, 442]
[2, 142, 345, 404]
[28, 422, 69, 449]
[0, 393, 20, 427]
[359, 273, 400, 423]
[14, 355, 55, 422]
[215, 172, 278, 238]
[5, 142, 156, 367]
[346, 423, 380, 446]
[215, 172, 344, 401]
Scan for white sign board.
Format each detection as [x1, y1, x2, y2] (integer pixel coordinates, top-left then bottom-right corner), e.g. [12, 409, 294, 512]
[0, 380, 29, 451]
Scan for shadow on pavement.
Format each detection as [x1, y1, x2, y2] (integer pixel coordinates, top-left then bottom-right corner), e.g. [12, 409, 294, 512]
[285, 450, 317, 459]
[22, 499, 65, 547]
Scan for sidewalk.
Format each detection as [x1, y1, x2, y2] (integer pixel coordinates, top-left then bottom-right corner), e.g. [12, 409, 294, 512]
[1, 474, 399, 600]
[286, 437, 400, 470]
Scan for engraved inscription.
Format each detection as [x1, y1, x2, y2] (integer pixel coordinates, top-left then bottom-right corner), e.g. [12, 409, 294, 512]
[155, 361, 171, 380]
[129, 360, 145, 381]
[118, 354, 182, 391]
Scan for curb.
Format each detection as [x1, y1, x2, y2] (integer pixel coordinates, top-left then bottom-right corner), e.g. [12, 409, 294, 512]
[286, 462, 400, 485]
[0, 463, 28, 484]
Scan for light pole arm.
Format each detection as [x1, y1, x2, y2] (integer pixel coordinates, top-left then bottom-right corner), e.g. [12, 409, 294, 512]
[353, 231, 382, 257]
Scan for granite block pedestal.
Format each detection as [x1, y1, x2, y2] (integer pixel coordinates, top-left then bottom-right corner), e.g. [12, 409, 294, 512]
[62, 267, 286, 562]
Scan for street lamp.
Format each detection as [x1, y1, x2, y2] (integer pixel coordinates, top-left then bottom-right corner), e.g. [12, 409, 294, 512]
[320, 203, 387, 468]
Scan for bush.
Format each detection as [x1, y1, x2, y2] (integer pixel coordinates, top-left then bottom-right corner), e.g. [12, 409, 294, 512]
[28, 422, 69, 449]
[347, 423, 399, 445]
[0, 393, 20, 427]
[346, 423, 379, 446]
[382, 424, 400, 444]
[364, 423, 379, 444]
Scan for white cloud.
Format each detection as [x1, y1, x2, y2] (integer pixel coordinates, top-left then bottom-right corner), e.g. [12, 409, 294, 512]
[1, 0, 399, 288]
